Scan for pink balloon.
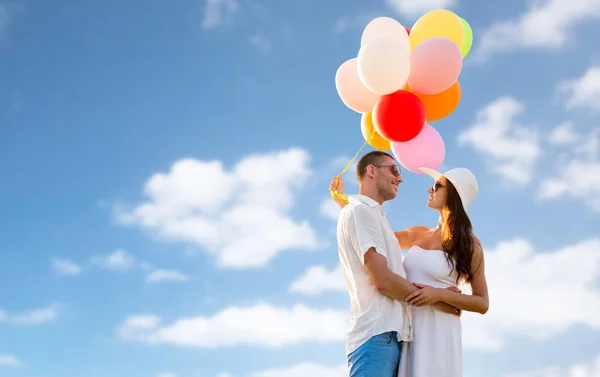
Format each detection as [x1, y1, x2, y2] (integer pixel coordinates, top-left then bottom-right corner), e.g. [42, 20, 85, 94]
[407, 37, 463, 95]
[335, 58, 381, 113]
[391, 124, 445, 174]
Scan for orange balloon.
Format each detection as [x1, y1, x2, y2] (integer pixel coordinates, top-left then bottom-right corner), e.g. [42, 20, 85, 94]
[414, 81, 461, 122]
[361, 112, 391, 150]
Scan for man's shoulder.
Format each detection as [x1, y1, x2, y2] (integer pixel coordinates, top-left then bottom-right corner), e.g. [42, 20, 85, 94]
[338, 201, 368, 224]
[341, 198, 372, 216]
[337, 199, 362, 226]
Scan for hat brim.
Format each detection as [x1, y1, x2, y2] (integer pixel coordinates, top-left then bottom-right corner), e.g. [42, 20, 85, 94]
[418, 167, 443, 181]
[419, 167, 470, 214]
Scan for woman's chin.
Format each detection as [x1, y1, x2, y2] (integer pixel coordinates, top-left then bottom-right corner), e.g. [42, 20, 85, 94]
[426, 200, 440, 210]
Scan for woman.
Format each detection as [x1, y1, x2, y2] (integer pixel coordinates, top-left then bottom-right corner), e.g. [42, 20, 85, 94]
[329, 166, 489, 377]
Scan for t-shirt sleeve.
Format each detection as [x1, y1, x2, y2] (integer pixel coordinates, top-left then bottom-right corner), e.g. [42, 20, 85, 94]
[347, 204, 388, 264]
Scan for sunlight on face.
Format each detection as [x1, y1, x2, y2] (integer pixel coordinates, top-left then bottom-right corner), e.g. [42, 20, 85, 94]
[374, 157, 402, 201]
[427, 176, 448, 210]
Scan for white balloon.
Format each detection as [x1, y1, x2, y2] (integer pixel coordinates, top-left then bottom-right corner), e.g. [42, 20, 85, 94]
[357, 38, 411, 95]
[361, 17, 410, 53]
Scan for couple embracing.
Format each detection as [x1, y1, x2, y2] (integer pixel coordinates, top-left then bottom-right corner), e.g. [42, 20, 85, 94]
[331, 151, 490, 377]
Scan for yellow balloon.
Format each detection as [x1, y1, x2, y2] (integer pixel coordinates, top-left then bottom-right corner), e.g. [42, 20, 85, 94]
[409, 9, 464, 50]
[361, 112, 390, 150]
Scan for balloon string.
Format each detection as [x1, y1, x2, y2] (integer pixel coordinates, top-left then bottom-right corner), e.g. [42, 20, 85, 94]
[329, 129, 376, 204]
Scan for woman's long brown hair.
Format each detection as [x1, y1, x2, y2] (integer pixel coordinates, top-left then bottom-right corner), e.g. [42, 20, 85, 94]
[441, 181, 474, 284]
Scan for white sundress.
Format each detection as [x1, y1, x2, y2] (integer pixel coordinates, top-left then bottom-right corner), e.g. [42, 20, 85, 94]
[398, 245, 463, 377]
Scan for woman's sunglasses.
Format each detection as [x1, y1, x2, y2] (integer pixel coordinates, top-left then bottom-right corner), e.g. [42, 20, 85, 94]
[432, 181, 444, 192]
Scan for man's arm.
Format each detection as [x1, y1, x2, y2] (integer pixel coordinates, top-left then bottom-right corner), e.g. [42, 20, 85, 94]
[347, 204, 416, 301]
[364, 249, 460, 315]
[364, 248, 418, 301]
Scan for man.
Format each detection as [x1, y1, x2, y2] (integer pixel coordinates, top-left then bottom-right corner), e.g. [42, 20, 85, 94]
[336, 151, 458, 377]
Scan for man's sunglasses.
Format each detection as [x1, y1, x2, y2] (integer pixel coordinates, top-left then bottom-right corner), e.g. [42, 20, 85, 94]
[374, 164, 401, 177]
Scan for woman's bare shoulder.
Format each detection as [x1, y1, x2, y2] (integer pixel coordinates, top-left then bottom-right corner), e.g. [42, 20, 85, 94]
[408, 225, 430, 233]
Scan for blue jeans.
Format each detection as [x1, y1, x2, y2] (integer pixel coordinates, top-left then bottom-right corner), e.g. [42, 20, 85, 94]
[347, 332, 402, 377]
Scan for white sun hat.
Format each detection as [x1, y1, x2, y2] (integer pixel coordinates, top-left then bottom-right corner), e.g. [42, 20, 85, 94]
[418, 167, 479, 213]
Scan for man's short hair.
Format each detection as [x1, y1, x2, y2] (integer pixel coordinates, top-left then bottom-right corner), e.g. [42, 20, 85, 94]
[356, 150, 394, 182]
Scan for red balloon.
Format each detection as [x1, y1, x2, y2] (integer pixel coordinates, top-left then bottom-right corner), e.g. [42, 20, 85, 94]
[404, 26, 411, 35]
[373, 90, 425, 143]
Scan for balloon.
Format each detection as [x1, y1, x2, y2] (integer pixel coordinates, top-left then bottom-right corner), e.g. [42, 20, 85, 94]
[413, 81, 461, 122]
[335, 58, 381, 113]
[372, 90, 425, 143]
[409, 9, 464, 50]
[361, 17, 410, 53]
[391, 123, 445, 174]
[404, 26, 411, 35]
[361, 112, 391, 150]
[460, 17, 473, 58]
[357, 38, 411, 95]
[407, 37, 462, 95]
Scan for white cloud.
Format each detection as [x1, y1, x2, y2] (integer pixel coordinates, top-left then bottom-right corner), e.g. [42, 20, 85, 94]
[474, 0, 600, 61]
[538, 159, 600, 210]
[51, 257, 81, 276]
[577, 129, 600, 161]
[0, 305, 57, 326]
[117, 303, 347, 348]
[558, 65, 600, 112]
[146, 269, 190, 283]
[119, 315, 161, 333]
[289, 265, 346, 295]
[461, 237, 600, 351]
[458, 97, 541, 184]
[538, 128, 600, 211]
[202, 0, 238, 30]
[114, 148, 319, 269]
[0, 354, 20, 367]
[91, 249, 135, 270]
[386, 0, 457, 18]
[249, 34, 271, 51]
[249, 362, 348, 377]
[505, 353, 600, 377]
[548, 121, 580, 145]
[320, 198, 341, 222]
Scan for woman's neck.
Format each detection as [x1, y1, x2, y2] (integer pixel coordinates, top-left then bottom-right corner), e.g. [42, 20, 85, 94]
[436, 212, 446, 231]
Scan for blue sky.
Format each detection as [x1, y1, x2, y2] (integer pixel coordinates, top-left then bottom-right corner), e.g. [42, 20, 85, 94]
[1, 0, 599, 376]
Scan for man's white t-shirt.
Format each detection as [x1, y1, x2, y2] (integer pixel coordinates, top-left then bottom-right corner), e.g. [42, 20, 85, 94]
[337, 194, 412, 355]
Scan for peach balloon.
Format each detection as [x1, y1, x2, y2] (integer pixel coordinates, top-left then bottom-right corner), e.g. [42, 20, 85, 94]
[407, 37, 462, 95]
[335, 58, 381, 113]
